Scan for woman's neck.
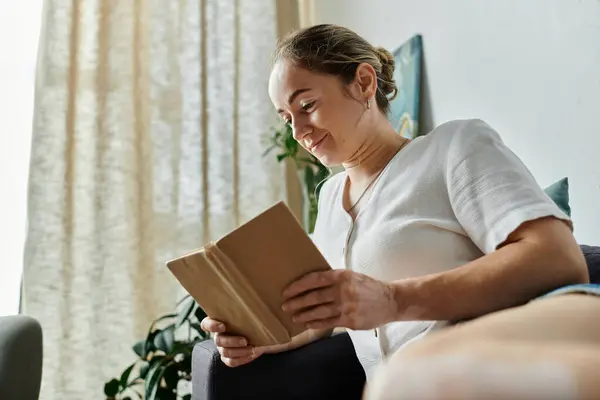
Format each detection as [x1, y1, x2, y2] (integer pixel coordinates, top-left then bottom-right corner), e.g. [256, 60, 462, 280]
[342, 128, 408, 185]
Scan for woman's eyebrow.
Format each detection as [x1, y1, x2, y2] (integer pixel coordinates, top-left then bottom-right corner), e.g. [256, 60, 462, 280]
[276, 88, 312, 113]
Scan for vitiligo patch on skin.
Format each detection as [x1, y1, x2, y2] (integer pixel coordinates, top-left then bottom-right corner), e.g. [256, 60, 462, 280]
[365, 353, 579, 400]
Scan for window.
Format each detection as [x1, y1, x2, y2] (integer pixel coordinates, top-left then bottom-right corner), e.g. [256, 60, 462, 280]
[0, 2, 43, 316]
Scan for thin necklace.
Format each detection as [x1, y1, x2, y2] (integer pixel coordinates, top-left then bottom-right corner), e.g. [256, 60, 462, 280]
[347, 139, 411, 213]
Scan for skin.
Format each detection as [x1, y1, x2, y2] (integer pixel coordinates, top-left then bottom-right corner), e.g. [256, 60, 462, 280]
[201, 57, 589, 368]
[364, 294, 600, 399]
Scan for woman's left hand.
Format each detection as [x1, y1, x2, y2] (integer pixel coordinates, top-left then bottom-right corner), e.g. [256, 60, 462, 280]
[281, 269, 397, 331]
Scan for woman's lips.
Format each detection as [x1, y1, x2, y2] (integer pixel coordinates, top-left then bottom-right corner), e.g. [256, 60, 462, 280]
[308, 134, 327, 152]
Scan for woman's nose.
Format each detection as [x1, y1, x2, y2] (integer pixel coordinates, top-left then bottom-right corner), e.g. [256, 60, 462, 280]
[292, 117, 311, 141]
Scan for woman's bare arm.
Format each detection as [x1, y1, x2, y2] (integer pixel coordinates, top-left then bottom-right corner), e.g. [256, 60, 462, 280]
[391, 217, 588, 322]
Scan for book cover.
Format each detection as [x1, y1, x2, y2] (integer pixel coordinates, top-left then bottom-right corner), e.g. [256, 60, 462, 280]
[166, 201, 331, 346]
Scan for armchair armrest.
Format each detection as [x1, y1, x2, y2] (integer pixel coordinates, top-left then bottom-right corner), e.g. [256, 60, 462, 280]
[0, 315, 43, 400]
[192, 332, 365, 400]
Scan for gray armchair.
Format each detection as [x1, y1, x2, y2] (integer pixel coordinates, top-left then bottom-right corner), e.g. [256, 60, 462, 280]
[0, 315, 43, 400]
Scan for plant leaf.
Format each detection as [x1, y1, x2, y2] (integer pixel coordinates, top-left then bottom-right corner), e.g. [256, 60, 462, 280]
[142, 331, 160, 358]
[179, 352, 192, 372]
[194, 307, 207, 323]
[261, 144, 277, 157]
[133, 340, 146, 358]
[163, 326, 175, 353]
[276, 153, 288, 162]
[156, 387, 177, 400]
[152, 329, 166, 353]
[316, 165, 329, 181]
[171, 341, 193, 355]
[139, 361, 150, 379]
[175, 298, 196, 328]
[144, 356, 168, 400]
[284, 129, 297, 154]
[104, 378, 120, 397]
[189, 322, 205, 335]
[176, 294, 191, 307]
[153, 325, 175, 354]
[162, 362, 181, 389]
[125, 376, 142, 388]
[148, 313, 178, 333]
[120, 363, 136, 387]
[137, 313, 178, 359]
[304, 165, 315, 191]
[314, 168, 329, 200]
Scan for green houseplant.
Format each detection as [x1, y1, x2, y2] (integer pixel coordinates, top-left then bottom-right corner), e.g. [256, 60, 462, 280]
[104, 295, 208, 400]
[263, 123, 329, 233]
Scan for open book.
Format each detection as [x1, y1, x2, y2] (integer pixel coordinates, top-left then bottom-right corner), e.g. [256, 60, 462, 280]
[166, 201, 331, 347]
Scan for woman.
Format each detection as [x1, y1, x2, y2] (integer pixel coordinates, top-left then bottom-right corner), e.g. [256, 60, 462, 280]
[201, 24, 600, 399]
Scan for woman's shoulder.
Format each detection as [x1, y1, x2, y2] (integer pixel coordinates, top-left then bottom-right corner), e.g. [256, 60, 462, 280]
[425, 118, 499, 143]
[411, 118, 503, 165]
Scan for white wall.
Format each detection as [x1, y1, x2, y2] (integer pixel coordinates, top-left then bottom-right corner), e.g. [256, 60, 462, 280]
[314, 0, 600, 245]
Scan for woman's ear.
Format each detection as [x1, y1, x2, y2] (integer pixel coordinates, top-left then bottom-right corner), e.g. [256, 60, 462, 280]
[353, 62, 378, 101]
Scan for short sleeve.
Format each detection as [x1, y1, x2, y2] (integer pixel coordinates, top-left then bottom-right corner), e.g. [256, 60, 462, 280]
[445, 119, 571, 254]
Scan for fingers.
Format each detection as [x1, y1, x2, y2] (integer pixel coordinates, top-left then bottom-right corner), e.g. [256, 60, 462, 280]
[218, 341, 263, 368]
[283, 271, 336, 299]
[282, 286, 337, 312]
[218, 345, 253, 358]
[292, 303, 341, 324]
[213, 332, 259, 367]
[214, 333, 248, 348]
[202, 317, 261, 367]
[221, 353, 256, 368]
[200, 317, 226, 333]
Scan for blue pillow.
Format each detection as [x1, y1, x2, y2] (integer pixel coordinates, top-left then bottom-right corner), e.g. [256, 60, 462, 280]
[544, 177, 571, 217]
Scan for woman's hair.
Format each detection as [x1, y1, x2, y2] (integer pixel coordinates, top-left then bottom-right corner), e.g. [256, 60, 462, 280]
[273, 24, 398, 115]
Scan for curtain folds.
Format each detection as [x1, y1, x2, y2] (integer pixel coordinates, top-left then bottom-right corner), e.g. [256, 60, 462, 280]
[23, 0, 284, 398]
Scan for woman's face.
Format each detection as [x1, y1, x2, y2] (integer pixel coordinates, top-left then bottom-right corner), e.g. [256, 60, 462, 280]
[268, 58, 371, 167]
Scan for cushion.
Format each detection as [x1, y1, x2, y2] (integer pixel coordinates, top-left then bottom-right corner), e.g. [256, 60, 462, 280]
[544, 177, 571, 216]
[581, 245, 600, 284]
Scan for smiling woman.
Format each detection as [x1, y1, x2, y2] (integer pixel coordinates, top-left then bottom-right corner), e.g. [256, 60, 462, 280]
[199, 23, 600, 399]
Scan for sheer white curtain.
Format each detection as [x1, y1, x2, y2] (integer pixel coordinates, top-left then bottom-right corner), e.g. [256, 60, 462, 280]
[0, 2, 43, 317]
[22, 0, 283, 398]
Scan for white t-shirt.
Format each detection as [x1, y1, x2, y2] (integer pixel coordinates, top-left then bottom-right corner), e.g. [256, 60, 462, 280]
[311, 119, 570, 381]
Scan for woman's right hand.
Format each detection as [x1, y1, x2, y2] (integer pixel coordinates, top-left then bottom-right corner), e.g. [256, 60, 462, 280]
[200, 317, 265, 367]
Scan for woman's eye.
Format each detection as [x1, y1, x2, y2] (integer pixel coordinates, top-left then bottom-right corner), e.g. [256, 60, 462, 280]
[301, 101, 315, 111]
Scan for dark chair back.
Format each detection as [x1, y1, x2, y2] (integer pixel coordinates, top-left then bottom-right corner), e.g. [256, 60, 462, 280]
[582, 245, 600, 284]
